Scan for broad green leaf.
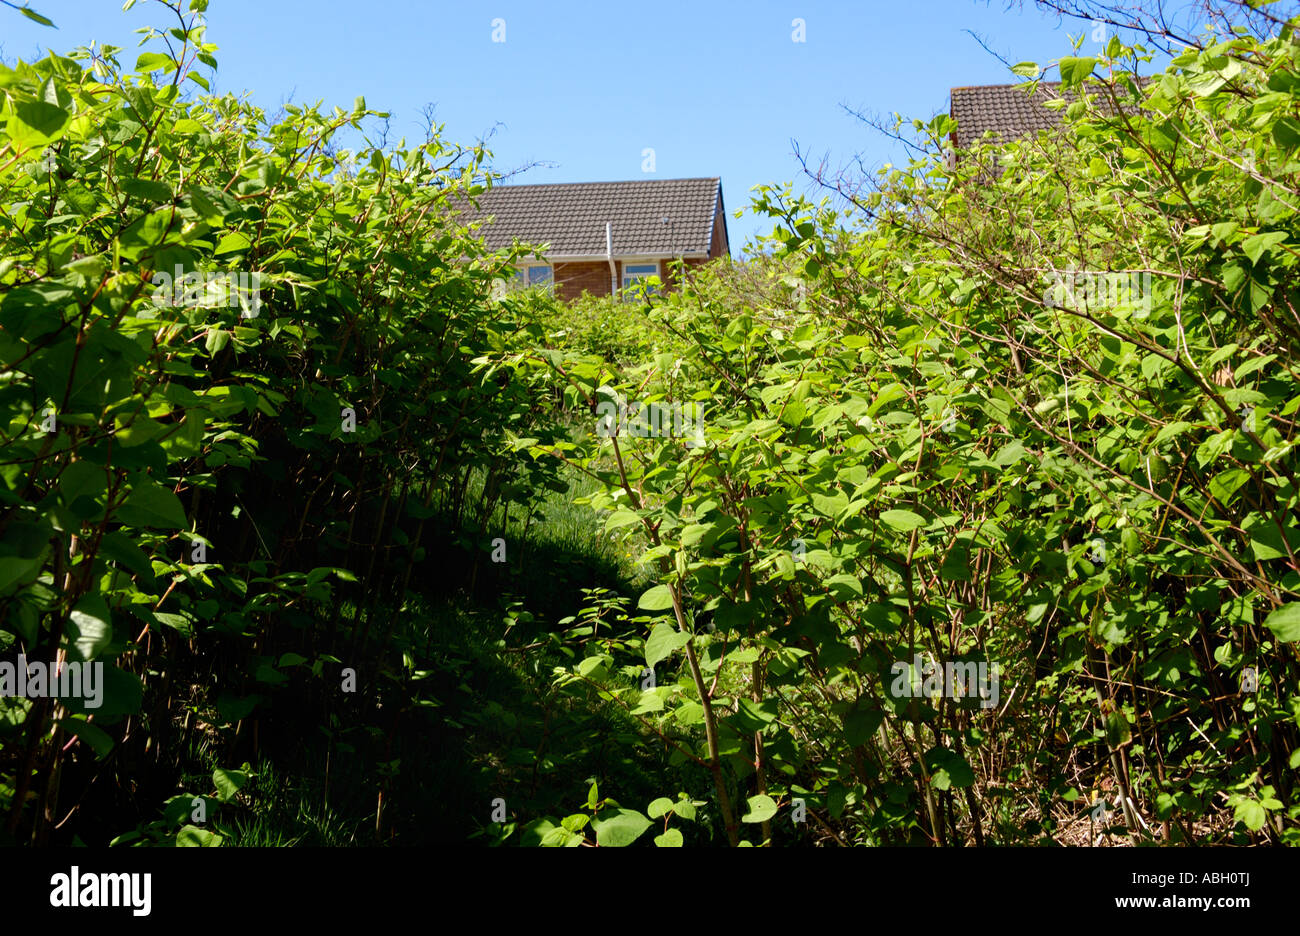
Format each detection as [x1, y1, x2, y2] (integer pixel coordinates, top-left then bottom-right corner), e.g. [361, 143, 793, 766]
[56, 717, 114, 757]
[0, 556, 43, 594]
[1058, 56, 1096, 86]
[116, 477, 187, 529]
[592, 808, 651, 847]
[638, 584, 675, 612]
[135, 52, 175, 73]
[215, 231, 252, 255]
[741, 794, 778, 824]
[1105, 710, 1132, 748]
[1264, 603, 1300, 643]
[879, 509, 926, 532]
[604, 509, 641, 532]
[653, 828, 684, 847]
[7, 99, 69, 149]
[213, 767, 248, 803]
[647, 797, 674, 819]
[645, 622, 689, 668]
[1233, 798, 1267, 832]
[176, 824, 223, 846]
[67, 595, 112, 662]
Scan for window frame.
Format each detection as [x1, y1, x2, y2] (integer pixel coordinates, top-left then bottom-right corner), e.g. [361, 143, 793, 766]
[621, 261, 660, 298]
[508, 263, 553, 293]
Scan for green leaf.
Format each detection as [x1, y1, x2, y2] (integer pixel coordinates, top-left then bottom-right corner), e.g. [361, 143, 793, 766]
[7, 99, 69, 149]
[67, 595, 112, 662]
[135, 52, 175, 73]
[844, 703, 883, 746]
[591, 808, 651, 847]
[1274, 116, 1300, 150]
[880, 509, 926, 532]
[58, 460, 106, 508]
[653, 828, 684, 847]
[215, 231, 252, 255]
[1010, 62, 1040, 78]
[98, 532, 153, 578]
[576, 655, 610, 678]
[741, 794, 778, 823]
[89, 666, 144, 718]
[637, 584, 675, 612]
[213, 767, 248, 803]
[117, 477, 187, 529]
[1264, 603, 1300, 643]
[121, 176, 173, 203]
[1233, 798, 1267, 832]
[1242, 231, 1287, 265]
[647, 797, 674, 819]
[1208, 468, 1249, 505]
[1058, 56, 1096, 86]
[17, 6, 55, 27]
[644, 621, 690, 668]
[1105, 710, 1132, 748]
[925, 747, 976, 789]
[205, 328, 229, 355]
[728, 698, 779, 734]
[56, 717, 114, 757]
[176, 824, 223, 846]
[604, 509, 640, 532]
[826, 573, 863, 600]
[0, 555, 44, 595]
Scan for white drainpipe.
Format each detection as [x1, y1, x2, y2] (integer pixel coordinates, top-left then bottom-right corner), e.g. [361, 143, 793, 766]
[606, 221, 618, 297]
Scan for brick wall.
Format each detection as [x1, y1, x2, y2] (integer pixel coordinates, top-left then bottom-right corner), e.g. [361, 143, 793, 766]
[554, 255, 728, 300]
[553, 261, 614, 301]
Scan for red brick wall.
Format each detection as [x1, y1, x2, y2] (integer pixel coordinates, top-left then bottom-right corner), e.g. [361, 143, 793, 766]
[554, 255, 731, 300]
[553, 261, 614, 301]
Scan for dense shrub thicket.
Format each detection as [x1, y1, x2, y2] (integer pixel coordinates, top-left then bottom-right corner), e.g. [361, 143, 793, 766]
[499, 26, 1300, 845]
[2, 1, 1298, 847]
[0, 6, 566, 845]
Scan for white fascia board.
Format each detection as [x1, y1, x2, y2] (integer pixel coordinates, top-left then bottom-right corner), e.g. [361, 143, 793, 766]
[547, 252, 708, 262]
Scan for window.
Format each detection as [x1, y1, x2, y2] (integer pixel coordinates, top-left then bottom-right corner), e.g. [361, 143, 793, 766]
[508, 264, 552, 292]
[621, 262, 659, 299]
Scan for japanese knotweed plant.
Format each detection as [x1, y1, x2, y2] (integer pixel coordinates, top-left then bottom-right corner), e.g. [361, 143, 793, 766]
[0, 1, 559, 844]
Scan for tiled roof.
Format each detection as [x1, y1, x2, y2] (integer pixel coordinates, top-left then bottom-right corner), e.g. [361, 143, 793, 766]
[455, 177, 724, 258]
[949, 80, 1139, 149]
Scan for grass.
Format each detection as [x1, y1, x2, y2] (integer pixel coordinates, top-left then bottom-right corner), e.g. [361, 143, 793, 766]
[108, 457, 673, 846]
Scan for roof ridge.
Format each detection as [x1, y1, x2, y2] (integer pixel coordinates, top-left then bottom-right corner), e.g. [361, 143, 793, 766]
[951, 81, 1064, 92]
[483, 177, 720, 190]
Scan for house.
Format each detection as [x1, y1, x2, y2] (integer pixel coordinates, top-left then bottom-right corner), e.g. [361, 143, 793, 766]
[948, 79, 1143, 156]
[950, 81, 1082, 150]
[459, 177, 730, 301]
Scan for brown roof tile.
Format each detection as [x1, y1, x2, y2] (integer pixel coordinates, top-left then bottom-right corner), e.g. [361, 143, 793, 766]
[456, 177, 725, 258]
[949, 80, 1139, 150]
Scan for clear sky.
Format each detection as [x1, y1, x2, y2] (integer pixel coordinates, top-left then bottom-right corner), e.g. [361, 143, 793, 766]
[1, 0, 1189, 252]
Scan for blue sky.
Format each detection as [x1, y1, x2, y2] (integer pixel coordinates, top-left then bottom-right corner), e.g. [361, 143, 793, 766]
[2, 0, 1185, 252]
